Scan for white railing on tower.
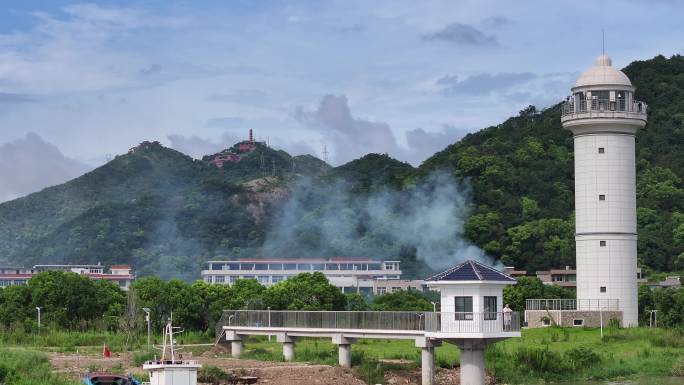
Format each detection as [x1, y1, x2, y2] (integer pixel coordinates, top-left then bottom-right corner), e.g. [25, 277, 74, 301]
[561, 98, 647, 117]
[525, 298, 619, 311]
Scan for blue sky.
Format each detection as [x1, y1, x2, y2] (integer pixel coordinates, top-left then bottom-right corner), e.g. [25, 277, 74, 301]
[0, 0, 682, 183]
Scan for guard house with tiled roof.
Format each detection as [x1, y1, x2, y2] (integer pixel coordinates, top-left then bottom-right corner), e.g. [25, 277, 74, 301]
[425, 260, 519, 385]
[426, 260, 516, 322]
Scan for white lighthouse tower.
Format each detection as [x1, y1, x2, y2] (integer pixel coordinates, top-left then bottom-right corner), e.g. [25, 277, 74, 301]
[561, 54, 647, 327]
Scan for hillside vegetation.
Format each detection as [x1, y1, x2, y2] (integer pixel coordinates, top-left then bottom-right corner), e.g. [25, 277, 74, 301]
[420, 54, 684, 273]
[0, 55, 682, 278]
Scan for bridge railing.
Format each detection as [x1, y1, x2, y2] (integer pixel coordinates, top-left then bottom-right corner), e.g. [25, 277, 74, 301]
[216, 310, 520, 336]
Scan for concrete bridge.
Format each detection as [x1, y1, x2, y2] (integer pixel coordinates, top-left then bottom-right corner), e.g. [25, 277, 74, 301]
[216, 309, 520, 385]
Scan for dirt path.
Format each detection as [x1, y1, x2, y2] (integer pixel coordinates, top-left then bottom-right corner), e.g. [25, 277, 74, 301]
[48, 351, 492, 385]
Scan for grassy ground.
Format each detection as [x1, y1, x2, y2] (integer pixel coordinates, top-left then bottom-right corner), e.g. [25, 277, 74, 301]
[1, 327, 682, 384]
[238, 327, 684, 383]
[489, 327, 684, 383]
[0, 349, 80, 385]
[0, 329, 213, 353]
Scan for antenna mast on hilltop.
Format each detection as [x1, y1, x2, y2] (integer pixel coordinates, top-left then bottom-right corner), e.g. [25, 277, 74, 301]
[322, 144, 329, 164]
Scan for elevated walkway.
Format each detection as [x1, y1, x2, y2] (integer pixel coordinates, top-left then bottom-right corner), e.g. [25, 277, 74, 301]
[216, 310, 520, 385]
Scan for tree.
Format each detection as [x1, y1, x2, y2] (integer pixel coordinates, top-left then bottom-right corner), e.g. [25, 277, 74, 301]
[345, 293, 369, 311]
[371, 290, 432, 311]
[263, 273, 346, 311]
[503, 276, 575, 313]
[28, 271, 115, 330]
[0, 285, 32, 330]
[228, 279, 266, 310]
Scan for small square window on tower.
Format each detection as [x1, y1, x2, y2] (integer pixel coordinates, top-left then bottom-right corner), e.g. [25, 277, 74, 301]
[600, 241, 607, 247]
[600, 286, 607, 293]
[598, 147, 605, 154]
[599, 194, 606, 201]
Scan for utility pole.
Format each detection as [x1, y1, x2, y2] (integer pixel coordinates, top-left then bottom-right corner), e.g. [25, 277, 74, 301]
[36, 307, 41, 333]
[272, 158, 276, 177]
[143, 308, 151, 350]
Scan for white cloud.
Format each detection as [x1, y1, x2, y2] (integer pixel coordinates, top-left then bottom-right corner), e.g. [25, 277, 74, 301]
[0, 133, 90, 202]
[295, 94, 468, 166]
[423, 22, 498, 46]
[0, 0, 681, 173]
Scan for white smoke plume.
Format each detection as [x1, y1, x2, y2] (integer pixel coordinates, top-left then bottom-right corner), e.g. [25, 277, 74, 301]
[261, 170, 491, 271]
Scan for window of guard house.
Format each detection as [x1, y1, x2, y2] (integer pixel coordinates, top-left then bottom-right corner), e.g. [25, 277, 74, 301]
[484, 296, 497, 320]
[455, 296, 473, 320]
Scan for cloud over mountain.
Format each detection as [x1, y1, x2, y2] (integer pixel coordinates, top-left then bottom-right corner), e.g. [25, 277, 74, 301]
[0, 133, 90, 202]
[423, 22, 498, 46]
[437, 72, 537, 95]
[295, 95, 468, 165]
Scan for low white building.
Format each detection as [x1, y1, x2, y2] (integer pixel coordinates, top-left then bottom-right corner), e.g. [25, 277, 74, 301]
[0, 264, 135, 291]
[201, 257, 417, 294]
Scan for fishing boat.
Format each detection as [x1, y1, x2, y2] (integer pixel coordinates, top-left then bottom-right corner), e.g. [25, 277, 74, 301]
[82, 372, 142, 385]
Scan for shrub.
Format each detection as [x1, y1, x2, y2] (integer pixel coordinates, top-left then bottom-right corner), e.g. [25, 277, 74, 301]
[198, 365, 234, 385]
[132, 351, 156, 366]
[672, 358, 684, 377]
[565, 346, 601, 369]
[649, 329, 684, 348]
[297, 345, 337, 365]
[354, 359, 385, 385]
[514, 347, 570, 376]
[0, 349, 78, 385]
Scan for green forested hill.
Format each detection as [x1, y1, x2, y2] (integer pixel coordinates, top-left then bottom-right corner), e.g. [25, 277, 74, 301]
[0, 142, 327, 279]
[0, 55, 682, 279]
[419, 54, 684, 273]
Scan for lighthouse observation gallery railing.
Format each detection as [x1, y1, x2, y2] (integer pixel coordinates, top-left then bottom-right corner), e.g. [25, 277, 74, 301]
[561, 99, 647, 117]
[526, 299, 619, 311]
[216, 310, 521, 335]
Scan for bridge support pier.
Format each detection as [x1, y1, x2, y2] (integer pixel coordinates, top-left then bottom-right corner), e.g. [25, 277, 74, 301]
[332, 335, 356, 368]
[457, 339, 488, 385]
[278, 334, 296, 362]
[416, 337, 441, 385]
[231, 341, 243, 358]
[224, 331, 243, 359]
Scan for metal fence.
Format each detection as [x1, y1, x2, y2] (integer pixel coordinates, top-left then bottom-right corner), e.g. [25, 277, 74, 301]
[425, 312, 520, 333]
[525, 299, 619, 311]
[217, 310, 520, 335]
[561, 99, 647, 117]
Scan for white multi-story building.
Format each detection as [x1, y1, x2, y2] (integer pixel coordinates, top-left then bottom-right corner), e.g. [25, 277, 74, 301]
[0, 264, 136, 291]
[201, 257, 420, 294]
[561, 53, 647, 326]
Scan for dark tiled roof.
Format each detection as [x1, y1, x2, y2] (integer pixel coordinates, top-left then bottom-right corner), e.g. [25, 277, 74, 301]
[426, 260, 516, 282]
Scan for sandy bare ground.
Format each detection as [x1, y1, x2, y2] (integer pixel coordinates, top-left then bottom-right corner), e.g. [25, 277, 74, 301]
[48, 350, 493, 385]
